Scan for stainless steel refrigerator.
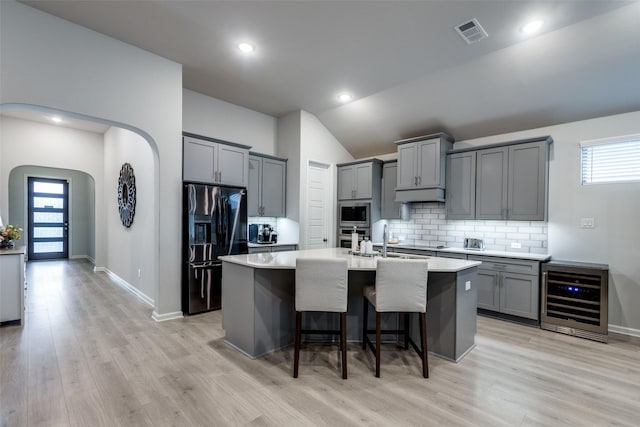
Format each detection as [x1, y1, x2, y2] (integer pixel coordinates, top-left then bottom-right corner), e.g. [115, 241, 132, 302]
[182, 183, 248, 315]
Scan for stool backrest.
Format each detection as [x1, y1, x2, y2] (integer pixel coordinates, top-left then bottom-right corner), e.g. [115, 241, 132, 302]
[295, 258, 349, 312]
[375, 258, 428, 312]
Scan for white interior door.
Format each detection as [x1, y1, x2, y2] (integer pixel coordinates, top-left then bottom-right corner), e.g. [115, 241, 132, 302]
[306, 162, 330, 249]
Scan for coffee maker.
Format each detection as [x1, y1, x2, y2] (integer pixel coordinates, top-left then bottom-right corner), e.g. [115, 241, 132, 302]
[258, 224, 273, 243]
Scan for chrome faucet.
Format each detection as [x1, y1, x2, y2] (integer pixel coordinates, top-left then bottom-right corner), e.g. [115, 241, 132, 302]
[382, 224, 388, 258]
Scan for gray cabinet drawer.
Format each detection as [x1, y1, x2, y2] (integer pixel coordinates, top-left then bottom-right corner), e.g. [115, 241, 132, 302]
[467, 255, 539, 276]
[437, 252, 468, 260]
[272, 245, 297, 252]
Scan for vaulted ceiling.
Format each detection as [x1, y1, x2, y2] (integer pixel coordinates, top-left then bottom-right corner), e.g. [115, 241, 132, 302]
[20, 1, 640, 157]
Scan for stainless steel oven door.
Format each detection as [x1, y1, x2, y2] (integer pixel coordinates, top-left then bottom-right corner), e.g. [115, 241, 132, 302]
[338, 202, 370, 227]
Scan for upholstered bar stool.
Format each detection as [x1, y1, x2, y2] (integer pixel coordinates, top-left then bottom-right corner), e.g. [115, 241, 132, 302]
[293, 258, 349, 379]
[362, 258, 429, 378]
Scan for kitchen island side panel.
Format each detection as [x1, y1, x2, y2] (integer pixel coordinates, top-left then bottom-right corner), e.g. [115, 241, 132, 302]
[253, 269, 295, 357]
[455, 267, 478, 360]
[221, 262, 256, 357]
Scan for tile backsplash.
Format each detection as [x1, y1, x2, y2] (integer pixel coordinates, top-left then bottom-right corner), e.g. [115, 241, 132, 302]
[384, 203, 548, 254]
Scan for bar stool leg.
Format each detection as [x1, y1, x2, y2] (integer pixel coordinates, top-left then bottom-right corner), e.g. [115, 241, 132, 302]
[293, 311, 302, 378]
[404, 313, 410, 350]
[341, 312, 347, 379]
[419, 312, 429, 378]
[375, 311, 382, 378]
[362, 297, 368, 350]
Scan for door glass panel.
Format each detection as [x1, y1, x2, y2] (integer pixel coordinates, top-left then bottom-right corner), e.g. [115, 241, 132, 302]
[33, 196, 64, 209]
[33, 182, 65, 194]
[33, 212, 64, 223]
[33, 227, 64, 238]
[34, 241, 64, 253]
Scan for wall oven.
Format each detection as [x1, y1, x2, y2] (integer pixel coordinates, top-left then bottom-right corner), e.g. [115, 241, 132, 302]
[338, 227, 370, 249]
[339, 202, 370, 228]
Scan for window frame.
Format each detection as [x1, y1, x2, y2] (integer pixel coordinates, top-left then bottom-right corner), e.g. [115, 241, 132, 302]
[580, 133, 640, 186]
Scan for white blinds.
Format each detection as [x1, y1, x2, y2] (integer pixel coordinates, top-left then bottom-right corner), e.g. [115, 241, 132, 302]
[580, 137, 640, 185]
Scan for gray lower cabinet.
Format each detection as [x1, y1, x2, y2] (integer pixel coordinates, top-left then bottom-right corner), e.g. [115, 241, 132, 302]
[248, 244, 298, 254]
[469, 255, 540, 320]
[381, 161, 403, 219]
[248, 153, 286, 217]
[183, 133, 250, 187]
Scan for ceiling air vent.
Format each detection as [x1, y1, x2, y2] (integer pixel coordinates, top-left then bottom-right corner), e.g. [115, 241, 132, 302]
[455, 18, 488, 44]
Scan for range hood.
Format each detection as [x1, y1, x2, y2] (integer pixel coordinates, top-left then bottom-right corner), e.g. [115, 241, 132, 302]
[395, 187, 445, 203]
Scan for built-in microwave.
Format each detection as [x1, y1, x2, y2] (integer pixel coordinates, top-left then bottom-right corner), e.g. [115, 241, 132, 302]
[339, 202, 370, 228]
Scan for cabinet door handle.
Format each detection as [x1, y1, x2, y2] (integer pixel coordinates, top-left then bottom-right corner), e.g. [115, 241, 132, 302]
[418, 176, 421, 186]
[414, 176, 417, 186]
[541, 272, 548, 315]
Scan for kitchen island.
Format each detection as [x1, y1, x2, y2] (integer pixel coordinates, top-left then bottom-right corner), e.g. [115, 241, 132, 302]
[220, 248, 481, 362]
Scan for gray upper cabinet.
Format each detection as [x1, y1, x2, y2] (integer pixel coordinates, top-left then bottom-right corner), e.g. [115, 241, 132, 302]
[476, 147, 509, 220]
[447, 136, 552, 221]
[508, 142, 547, 221]
[248, 153, 287, 217]
[183, 133, 250, 187]
[394, 133, 454, 203]
[381, 161, 402, 219]
[337, 160, 381, 201]
[446, 151, 476, 220]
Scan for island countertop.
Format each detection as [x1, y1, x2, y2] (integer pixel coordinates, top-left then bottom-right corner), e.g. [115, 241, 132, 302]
[219, 247, 481, 272]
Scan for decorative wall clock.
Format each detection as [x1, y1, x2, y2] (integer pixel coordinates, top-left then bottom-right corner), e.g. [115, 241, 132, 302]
[117, 163, 136, 228]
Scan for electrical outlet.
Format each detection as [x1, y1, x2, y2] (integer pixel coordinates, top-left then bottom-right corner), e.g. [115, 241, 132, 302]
[465, 281, 471, 291]
[138, 268, 142, 278]
[581, 217, 595, 229]
[511, 242, 522, 249]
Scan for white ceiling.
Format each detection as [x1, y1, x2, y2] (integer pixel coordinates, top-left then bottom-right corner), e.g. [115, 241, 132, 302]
[0, 109, 110, 134]
[19, 0, 640, 157]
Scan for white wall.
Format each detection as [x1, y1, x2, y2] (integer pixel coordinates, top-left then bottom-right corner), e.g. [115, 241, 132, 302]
[298, 111, 354, 248]
[454, 111, 640, 333]
[0, 1, 182, 319]
[0, 116, 104, 261]
[104, 127, 156, 302]
[183, 89, 277, 155]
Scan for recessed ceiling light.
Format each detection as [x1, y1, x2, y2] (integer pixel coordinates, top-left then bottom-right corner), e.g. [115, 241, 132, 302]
[522, 19, 544, 35]
[51, 117, 63, 123]
[238, 42, 255, 53]
[338, 93, 353, 103]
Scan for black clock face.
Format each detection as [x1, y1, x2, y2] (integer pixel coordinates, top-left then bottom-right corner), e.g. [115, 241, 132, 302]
[117, 163, 136, 228]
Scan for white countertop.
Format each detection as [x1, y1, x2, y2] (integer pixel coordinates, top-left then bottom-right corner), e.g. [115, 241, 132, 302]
[248, 242, 298, 248]
[374, 243, 551, 261]
[220, 247, 481, 272]
[0, 245, 26, 256]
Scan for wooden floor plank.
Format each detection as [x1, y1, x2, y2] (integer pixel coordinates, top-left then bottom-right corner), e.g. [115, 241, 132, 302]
[1, 259, 639, 427]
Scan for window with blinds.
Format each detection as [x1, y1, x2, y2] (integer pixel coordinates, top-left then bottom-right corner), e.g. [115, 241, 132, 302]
[580, 135, 640, 185]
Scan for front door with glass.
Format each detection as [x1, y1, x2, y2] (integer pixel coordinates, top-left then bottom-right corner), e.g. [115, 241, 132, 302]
[27, 177, 69, 260]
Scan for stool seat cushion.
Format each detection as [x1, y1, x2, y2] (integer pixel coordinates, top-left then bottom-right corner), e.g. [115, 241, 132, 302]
[295, 258, 348, 312]
[374, 258, 428, 313]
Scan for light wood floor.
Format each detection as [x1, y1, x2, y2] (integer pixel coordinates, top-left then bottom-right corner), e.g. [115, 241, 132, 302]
[1, 259, 639, 427]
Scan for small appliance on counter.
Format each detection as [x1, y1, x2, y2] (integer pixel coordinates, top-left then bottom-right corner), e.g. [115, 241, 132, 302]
[258, 223, 273, 244]
[269, 230, 278, 243]
[464, 238, 485, 251]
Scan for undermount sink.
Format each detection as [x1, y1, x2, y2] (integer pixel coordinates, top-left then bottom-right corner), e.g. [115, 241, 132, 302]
[384, 252, 430, 260]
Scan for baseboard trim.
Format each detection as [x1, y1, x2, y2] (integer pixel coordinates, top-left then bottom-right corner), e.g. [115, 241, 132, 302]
[70, 254, 95, 264]
[95, 267, 154, 308]
[152, 311, 184, 322]
[609, 324, 640, 338]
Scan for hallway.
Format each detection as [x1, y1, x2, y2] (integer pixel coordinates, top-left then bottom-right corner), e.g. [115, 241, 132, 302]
[1, 260, 639, 426]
